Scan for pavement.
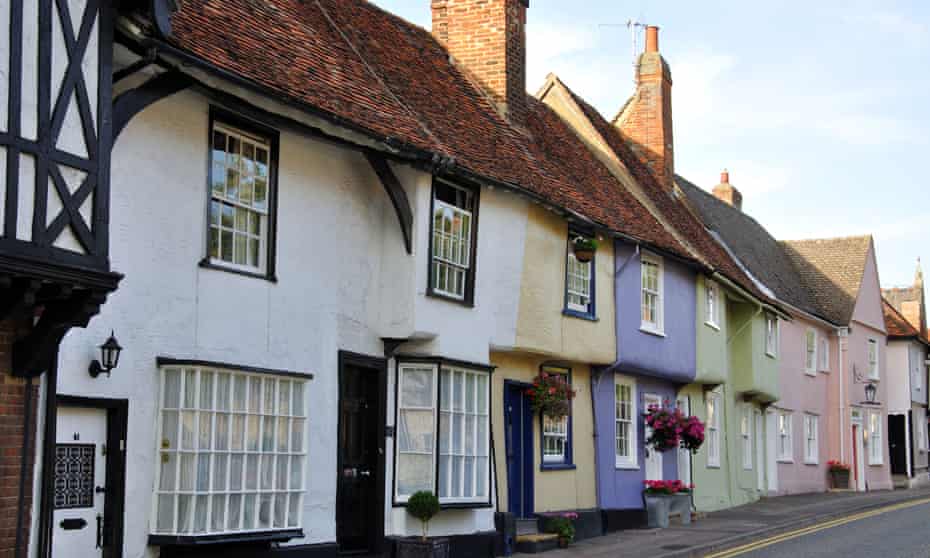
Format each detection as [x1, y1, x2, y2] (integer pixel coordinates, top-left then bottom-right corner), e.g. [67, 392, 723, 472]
[517, 488, 930, 558]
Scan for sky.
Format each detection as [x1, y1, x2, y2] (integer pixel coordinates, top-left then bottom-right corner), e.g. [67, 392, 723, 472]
[372, 0, 930, 297]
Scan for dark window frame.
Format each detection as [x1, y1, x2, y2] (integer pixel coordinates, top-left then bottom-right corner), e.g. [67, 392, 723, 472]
[563, 228, 597, 321]
[391, 356, 494, 509]
[199, 106, 280, 282]
[426, 177, 480, 307]
[539, 365, 575, 471]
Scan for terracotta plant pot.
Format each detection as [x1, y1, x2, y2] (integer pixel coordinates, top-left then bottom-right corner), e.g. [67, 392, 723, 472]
[558, 537, 570, 549]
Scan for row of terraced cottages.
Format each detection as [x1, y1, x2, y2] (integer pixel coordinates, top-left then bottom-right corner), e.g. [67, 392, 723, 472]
[1, 1, 927, 558]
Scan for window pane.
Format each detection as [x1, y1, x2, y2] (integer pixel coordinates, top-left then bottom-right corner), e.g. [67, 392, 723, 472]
[402, 368, 433, 408]
[397, 454, 433, 496]
[162, 411, 179, 450]
[292, 382, 305, 416]
[287, 494, 300, 527]
[160, 452, 177, 491]
[164, 370, 181, 408]
[156, 495, 174, 533]
[179, 453, 195, 491]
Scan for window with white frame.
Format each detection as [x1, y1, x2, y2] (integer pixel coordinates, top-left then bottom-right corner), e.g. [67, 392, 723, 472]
[153, 366, 306, 536]
[542, 367, 571, 465]
[803, 414, 819, 464]
[741, 405, 752, 470]
[819, 337, 830, 371]
[641, 254, 664, 334]
[917, 415, 927, 453]
[706, 391, 721, 468]
[868, 411, 883, 465]
[615, 376, 637, 468]
[910, 345, 922, 393]
[396, 362, 491, 504]
[765, 314, 777, 357]
[565, 234, 594, 316]
[705, 280, 720, 328]
[805, 330, 817, 375]
[777, 411, 793, 462]
[430, 180, 477, 301]
[868, 339, 879, 380]
[209, 119, 274, 273]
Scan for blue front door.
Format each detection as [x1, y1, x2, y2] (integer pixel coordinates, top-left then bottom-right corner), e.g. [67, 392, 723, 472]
[505, 382, 534, 518]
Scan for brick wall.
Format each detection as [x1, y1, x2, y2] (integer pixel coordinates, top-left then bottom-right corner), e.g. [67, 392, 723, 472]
[616, 27, 675, 189]
[0, 318, 39, 558]
[431, 0, 528, 122]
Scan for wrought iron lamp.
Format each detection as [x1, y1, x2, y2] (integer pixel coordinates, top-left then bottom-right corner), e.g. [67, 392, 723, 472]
[864, 382, 877, 405]
[88, 331, 122, 378]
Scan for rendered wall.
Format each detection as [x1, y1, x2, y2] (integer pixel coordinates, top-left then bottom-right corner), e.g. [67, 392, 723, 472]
[695, 276, 727, 384]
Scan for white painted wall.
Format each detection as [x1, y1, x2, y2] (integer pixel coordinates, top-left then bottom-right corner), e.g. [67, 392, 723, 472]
[54, 86, 527, 556]
[887, 341, 912, 413]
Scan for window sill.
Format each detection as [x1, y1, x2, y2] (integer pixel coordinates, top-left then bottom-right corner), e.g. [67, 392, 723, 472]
[869, 462, 884, 467]
[563, 309, 598, 322]
[804, 370, 817, 377]
[640, 326, 666, 338]
[541, 463, 577, 471]
[804, 460, 819, 466]
[149, 529, 303, 546]
[707, 463, 721, 469]
[615, 463, 639, 470]
[393, 499, 493, 509]
[426, 289, 474, 308]
[777, 458, 794, 464]
[199, 259, 277, 283]
[704, 321, 720, 331]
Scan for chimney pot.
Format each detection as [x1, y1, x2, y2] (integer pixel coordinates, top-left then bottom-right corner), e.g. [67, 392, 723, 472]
[712, 171, 743, 211]
[645, 25, 659, 53]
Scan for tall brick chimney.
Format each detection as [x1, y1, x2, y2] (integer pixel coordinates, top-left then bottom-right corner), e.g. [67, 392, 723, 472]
[616, 25, 674, 189]
[431, 0, 528, 122]
[712, 169, 743, 210]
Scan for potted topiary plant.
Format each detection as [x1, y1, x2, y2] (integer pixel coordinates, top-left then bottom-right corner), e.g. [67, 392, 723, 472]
[827, 460, 851, 489]
[571, 236, 598, 263]
[396, 491, 449, 558]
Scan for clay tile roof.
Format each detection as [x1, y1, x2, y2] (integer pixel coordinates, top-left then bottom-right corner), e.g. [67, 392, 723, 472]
[780, 236, 873, 325]
[554, 84, 775, 305]
[167, 0, 687, 257]
[675, 176, 823, 320]
[884, 298, 920, 338]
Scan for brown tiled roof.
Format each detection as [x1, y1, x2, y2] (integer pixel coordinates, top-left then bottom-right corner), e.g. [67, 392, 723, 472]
[553, 83, 775, 304]
[780, 236, 873, 325]
[166, 0, 687, 257]
[884, 298, 920, 338]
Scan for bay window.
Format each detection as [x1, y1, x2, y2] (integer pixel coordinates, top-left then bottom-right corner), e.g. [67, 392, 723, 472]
[395, 360, 491, 505]
[614, 375, 637, 469]
[430, 179, 478, 303]
[153, 365, 306, 538]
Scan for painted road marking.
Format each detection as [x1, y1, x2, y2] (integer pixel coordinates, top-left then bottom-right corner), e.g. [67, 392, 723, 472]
[703, 497, 930, 558]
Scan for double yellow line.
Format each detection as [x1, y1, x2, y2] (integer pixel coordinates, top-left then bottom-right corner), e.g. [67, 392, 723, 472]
[703, 496, 930, 557]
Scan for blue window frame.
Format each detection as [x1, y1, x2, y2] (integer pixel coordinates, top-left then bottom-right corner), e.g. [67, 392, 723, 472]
[563, 231, 596, 320]
[539, 366, 575, 470]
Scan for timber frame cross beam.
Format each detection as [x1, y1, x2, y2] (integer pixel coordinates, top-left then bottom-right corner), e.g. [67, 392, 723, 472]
[112, 70, 193, 140]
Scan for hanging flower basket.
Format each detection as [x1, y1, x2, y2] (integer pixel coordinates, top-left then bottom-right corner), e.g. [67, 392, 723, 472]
[526, 371, 576, 417]
[644, 405, 684, 452]
[680, 415, 706, 453]
[572, 236, 598, 263]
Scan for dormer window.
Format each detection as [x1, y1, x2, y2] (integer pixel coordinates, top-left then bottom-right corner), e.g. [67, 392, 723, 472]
[429, 179, 478, 304]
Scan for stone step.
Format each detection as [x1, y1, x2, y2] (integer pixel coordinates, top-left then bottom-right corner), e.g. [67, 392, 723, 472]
[515, 533, 559, 554]
[516, 518, 539, 536]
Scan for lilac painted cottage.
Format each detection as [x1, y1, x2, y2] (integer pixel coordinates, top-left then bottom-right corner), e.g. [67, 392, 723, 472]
[592, 242, 697, 528]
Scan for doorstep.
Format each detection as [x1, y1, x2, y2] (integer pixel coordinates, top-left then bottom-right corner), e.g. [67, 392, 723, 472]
[515, 533, 559, 554]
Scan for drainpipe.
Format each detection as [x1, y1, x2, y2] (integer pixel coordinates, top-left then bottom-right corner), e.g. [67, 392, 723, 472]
[590, 368, 602, 510]
[839, 328, 849, 462]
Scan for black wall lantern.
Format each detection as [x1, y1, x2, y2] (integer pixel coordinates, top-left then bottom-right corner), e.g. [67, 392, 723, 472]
[89, 331, 122, 378]
[864, 382, 878, 405]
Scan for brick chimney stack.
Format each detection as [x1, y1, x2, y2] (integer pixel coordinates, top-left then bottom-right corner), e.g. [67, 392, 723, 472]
[712, 169, 743, 210]
[616, 25, 674, 189]
[431, 0, 529, 123]
[882, 259, 927, 336]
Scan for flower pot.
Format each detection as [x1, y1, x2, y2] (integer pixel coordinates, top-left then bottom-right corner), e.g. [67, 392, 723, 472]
[396, 537, 451, 558]
[557, 537, 570, 549]
[644, 494, 672, 529]
[830, 469, 851, 489]
[573, 247, 595, 263]
[671, 493, 692, 525]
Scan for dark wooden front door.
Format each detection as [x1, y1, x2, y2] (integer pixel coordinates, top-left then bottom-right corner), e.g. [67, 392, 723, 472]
[504, 382, 534, 518]
[337, 353, 385, 554]
[889, 414, 908, 475]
